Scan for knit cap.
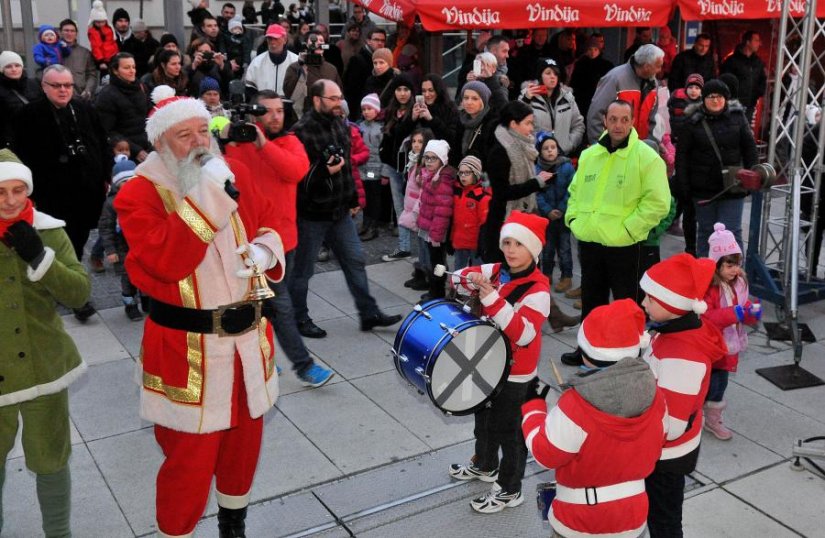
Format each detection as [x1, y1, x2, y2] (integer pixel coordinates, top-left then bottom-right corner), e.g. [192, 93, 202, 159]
[39, 26, 58, 41]
[718, 73, 740, 100]
[113, 7, 130, 23]
[536, 57, 563, 82]
[0, 149, 33, 193]
[685, 73, 704, 89]
[228, 17, 244, 33]
[499, 210, 548, 262]
[133, 19, 148, 33]
[372, 47, 393, 66]
[423, 139, 450, 166]
[707, 222, 742, 262]
[360, 93, 381, 112]
[159, 33, 178, 48]
[702, 79, 731, 100]
[199, 76, 221, 96]
[112, 155, 137, 185]
[461, 81, 491, 109]
[0, 51, 24, 71]
[88, 1, 108, 24]
[458, 155, 483, 179]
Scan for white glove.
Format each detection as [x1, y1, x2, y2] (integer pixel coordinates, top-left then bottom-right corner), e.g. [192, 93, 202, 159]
[200, 156, 235, 189]
[236, 243, 273, 278]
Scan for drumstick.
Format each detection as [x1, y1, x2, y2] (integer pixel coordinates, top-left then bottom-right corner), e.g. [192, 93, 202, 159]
[549, 357, 565, 386]
[433, 264, 470, 280]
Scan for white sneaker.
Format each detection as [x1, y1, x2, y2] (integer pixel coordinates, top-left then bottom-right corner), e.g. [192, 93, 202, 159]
[470, 482, 524, 514]
[448, 463, 498, 482]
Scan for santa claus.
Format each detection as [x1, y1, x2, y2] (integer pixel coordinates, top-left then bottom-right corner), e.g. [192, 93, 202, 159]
[114, 86, 285, 538]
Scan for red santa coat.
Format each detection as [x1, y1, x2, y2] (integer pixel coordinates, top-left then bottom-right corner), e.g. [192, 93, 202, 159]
[115, 152, 285, 434]
[643, 322, 727, 460]
[522, 388, 667, 537]
[453, 262, 550, 381]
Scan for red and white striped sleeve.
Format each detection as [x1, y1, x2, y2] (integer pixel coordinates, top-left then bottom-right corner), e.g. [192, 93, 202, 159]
[480, 286, 550, 347]
[451, 263, 497, 296]
[646, 349, 707, 441]
[522, 396, 587, 469]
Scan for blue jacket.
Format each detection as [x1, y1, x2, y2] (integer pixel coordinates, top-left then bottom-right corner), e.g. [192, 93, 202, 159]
[33, 26, 68, 68]
[535, 158, 574, 215]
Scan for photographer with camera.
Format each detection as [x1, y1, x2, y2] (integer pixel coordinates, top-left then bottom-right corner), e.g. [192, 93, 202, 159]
[222, 90, 336, 387]
[283, 30, 342, 116]
[289, 79, 401, 338]
[12, 64, 109, 321]
[186, 38, 233, 98]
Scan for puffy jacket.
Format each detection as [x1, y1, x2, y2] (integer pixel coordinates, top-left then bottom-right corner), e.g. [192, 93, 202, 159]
[451, 184, 490, 250]
[675, 105, 758, 201]
[721, 47, 767, 108]
[416, 166, 456, 244]
[565, 129, 671, 247]
[569, 54, 614, 118]
[97, 180, 129, 259]
[95, 76, 151, 158]
[357, 119, 385, 181]
[587, 60, 658, 143]
[668, 48, 716, 93]
[702, 278, 750, 372]
[520, 84, 585, 156]
[0, 74, 42, 148]
[87, 23, 119, 66]
[535, 159, 574, 216]
[349, 123, 369, 209]
[398, 164, 423, 231]
[667, 89, 701, 144]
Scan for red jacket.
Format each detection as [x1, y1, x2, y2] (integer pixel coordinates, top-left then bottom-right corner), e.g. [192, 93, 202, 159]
[454, 263, 550, 380]
[617, 87, 658, 140]
[523, 388, 666, 537]
[224, 133, 309, 253]
[87, 24, 119, 65]
[702, 281, 751, 372]
[416, 166, 456, 244]
[451, 184, 490, 250]
[349, 123, 369, 209]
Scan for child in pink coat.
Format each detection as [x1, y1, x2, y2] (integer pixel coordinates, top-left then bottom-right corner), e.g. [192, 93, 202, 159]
[399, 127, 434, 290]
[701, 223, 761, 440]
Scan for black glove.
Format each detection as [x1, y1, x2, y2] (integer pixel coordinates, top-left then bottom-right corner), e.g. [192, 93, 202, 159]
[525, 376, 551, 403]
[4, 221, 45, 265]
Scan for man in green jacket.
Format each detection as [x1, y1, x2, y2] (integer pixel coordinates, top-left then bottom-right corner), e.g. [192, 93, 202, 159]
[562, 100, 670, 366]
[0, 149, 90, 537]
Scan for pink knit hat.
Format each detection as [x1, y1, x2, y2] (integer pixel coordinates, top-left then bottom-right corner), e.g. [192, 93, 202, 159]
[708, 222, 742, 262]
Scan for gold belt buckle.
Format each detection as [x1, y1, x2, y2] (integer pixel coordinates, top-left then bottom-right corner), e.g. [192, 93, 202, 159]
[212, 300, 262, 337]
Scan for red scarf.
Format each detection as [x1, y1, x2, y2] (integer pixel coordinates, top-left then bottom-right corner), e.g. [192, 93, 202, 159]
[0, 199, 34, 238]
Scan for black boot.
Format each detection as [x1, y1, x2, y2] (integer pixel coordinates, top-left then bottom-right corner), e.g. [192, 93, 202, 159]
[218, 506, 247, 538]
[561, 347, 583, 366]
[404, 268, 428, 290]
[428, 273, 447, 300]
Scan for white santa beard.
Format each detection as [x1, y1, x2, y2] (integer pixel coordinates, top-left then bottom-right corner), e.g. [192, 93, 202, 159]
[158, 146, 218, 193]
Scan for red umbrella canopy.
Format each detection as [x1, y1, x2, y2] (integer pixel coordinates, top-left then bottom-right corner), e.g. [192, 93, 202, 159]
[352, 0, 417, 25]
[678, 0, 825, 20]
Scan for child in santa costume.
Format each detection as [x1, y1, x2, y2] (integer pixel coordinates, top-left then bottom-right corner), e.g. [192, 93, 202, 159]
[701, 223, 761, 440]
[0, 149, 90, 537]
[639, 253, 727, 538]
[448, 210, 551, 514]
[522, 299, 667, 538]
[114, 86, 285, 538]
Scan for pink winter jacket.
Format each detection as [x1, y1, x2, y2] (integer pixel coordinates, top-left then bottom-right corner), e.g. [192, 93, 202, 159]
[399, 164, 423, 231]
[416, 166, 456, 244]
[702, 277, 750, 372]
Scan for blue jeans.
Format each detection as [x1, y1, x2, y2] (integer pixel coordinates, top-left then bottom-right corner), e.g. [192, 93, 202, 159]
[541, 219, 573, 278]
[267, 250, 313, 375]
[705, 369, 729, 402]
[453, 249, 480, 270]
[387, 168, 411, 252]
[693, 197, 745, 258]
[289, 216, 379, 323]
[414, 235, 431, 272]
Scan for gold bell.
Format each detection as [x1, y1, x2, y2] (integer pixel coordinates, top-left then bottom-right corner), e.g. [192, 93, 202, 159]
[245, 263, 276, 301]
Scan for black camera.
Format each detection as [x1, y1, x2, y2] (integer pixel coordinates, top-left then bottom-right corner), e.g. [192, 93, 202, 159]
[300, 35, 325, 67]
[323, 144, 344, 166]
[226, 103, 267, 143]
[67, 142, 88, 158]
[201, 51, 214, 62]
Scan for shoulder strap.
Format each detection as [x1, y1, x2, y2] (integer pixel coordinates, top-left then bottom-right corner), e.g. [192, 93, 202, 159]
[10, 88, 29, 105]
[504, 281, 536, 306]
[701, 119, 725, 166]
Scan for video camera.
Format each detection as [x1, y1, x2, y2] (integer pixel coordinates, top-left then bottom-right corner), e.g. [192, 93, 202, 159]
[222, 80, 267, 143]
[299, 34, 328, 67]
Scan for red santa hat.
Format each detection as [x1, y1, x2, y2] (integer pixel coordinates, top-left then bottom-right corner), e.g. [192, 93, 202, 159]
[146, 85, 212, 145]
[578, 299, 650, 363]
[499, 210, 548, 262]
[640, 253, 716, 315]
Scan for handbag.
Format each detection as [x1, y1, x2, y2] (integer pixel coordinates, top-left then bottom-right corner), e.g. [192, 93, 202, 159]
[702, 119, 746, 195]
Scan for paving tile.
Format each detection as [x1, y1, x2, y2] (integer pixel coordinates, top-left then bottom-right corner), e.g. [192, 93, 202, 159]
[302, 316, 396, 380]
[306, 269, 408, 316]
[4, 444, 133, 538]
[695, 426, 784, 484]
[69, 358, 147, 441]
[98, 305, 146, 359]
[62, 312, 131, 365]
[86, 428, 163, 536]
[306, 290, 349, 322]
[725, 463, 825, 537]
[277, 381, 429, 474]
[683, 487, 798, 538]
[351, 370, 475, 450]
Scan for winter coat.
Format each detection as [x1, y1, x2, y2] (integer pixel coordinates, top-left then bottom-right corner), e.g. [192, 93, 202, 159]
[520, 84, 584, 156]
[454, 109, 499, 167]
[667, 89, 701, 144]
[535, 159, 574, 216]
[97, 180, 130, 259]
[451, 183, 490, 250]
[357, 119, 385, 181]
[186, 61, 233, 98]
[244, 49, 300, 96]
[62, 44, 98, 96]
[416, 166, 456, 244]
[721, 48, 767, 109]
[140, 71, 189, 102]
[587, 60, 658, 143]
[399, 164, 423, 231]
[565, 129, 671, 247]
[0, 211, 89, 406]
[675, 105, 758, 201]
[363, 70, 396, 107]
[349, 123, 370, 209]
[33, 42, 66, 69]
[95, 75, 151, 157]
[668, 48, 716, 93]
[415, 99, 460, 154]
[0, 74, 43, 148]
[378, 109, 413, 173]
[283, 60, 343, 113]
[702, 278, 750, 372]
[87, 23, 119, 67]
[343, 46, 374, 120]
[569, 54, 614, 118]
[522, 357, 666, 537]
[118, 34, 158, 77]
[12, 98, 109, 230]
[481, 74, 509, 114]
[225, 30, 256, 71]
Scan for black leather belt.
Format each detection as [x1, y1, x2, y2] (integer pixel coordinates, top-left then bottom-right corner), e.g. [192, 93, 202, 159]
[148, 297, 264, 337]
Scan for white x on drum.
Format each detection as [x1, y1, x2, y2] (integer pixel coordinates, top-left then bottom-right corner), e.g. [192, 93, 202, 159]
[433, 330, 501, 408]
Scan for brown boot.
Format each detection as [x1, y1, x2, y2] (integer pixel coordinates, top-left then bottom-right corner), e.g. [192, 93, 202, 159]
[565, 286, 582, 299]
[549, 298, 580, 333]
[573, 300, 581, 310]
[554, 277, 573, 293]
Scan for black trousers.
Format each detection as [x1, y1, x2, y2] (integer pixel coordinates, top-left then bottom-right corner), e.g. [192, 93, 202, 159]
[427, 242, 447, 298]
[579, 241, 645, 319]
[474, 381, 529, 493]
[645, 468, 686, 538]
[363, 180, 384, 225]
[63, 222, 93, 262]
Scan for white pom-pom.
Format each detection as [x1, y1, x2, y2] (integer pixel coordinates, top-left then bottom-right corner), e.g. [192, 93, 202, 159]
[114, 153, 127, 163]
[151, 85, 176, 105]
[693, 300, 708, 315]
[639, 331, 652, 349]
[713, 222, 726, 232]
[433, 264, 446, 277]
[92, 0, 103, 8]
